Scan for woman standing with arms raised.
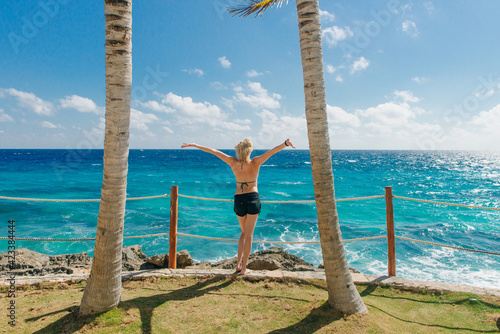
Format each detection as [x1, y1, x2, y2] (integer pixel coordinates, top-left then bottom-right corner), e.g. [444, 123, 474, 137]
[181, 139, 295, 275]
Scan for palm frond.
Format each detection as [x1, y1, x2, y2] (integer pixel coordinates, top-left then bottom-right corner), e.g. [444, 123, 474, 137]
[227, 0, 288, 18]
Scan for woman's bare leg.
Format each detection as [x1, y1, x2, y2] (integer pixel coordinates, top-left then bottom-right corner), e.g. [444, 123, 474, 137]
[236, 215, 247, 271]
[239, 214, 259, 275]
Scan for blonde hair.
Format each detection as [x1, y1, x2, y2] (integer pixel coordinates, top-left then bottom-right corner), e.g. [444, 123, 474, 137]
[235, 139, 253, 162]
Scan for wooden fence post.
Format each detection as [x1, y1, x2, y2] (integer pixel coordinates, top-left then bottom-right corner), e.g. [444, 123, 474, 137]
[385, 186, 396, 276]
[169, 186, 178, 269]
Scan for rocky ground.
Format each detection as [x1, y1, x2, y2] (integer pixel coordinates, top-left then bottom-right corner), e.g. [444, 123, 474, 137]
[0, 246, 360, 277]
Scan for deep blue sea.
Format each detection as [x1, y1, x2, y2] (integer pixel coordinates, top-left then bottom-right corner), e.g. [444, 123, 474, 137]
[0, 149, 499, 289]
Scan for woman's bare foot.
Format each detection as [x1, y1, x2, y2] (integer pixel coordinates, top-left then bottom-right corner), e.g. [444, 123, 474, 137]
[238, 269, 251, 276]
[235, 262, 243, 272]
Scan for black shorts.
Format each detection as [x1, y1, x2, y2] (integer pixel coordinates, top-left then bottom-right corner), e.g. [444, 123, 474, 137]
[234, 192, 261, 217]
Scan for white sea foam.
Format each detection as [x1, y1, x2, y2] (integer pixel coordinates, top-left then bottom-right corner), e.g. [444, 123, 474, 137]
[272, 191, 291, 197]
[278, 181, 305, 185]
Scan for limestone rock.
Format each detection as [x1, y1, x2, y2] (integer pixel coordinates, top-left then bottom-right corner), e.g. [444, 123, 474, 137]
[49, 252, 92, 269]
[146, 250, 193, 269]
[211, 257, 238, 269]
[185, 261, 212, 270]
[0, 248, 50, 271]
[122, 245, 155, 271]
[147, 254, 168, 268]
[247, 259, 281, 271]
[211, 247, 316, 271]
[293, 264, 318, 272]
[318, 263, 360, 273]
[176, 250, 194, 268]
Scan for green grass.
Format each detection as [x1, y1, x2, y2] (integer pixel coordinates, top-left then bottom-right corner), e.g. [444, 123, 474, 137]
[1, 276, 499, 333]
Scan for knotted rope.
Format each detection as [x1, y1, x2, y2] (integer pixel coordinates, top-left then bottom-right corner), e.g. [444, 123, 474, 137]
[0, 194, 170, 202]
[395, 236, 500, 256]
[393, 195, 500, 211]
[177, 194, 384, 203]
[176, 232, 386, 244]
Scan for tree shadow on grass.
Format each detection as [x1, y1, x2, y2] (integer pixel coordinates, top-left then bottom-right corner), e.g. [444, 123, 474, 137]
[366, 303, 499, 333]
[29, 276, 234, 334]
[268, 301, 343, 334]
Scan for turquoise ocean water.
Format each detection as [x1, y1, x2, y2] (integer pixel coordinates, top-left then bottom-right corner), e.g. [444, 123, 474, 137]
[0, 149, 499, 289]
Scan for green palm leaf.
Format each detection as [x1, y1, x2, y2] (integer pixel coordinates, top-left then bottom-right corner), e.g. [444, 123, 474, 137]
[227, 0, 288, 18]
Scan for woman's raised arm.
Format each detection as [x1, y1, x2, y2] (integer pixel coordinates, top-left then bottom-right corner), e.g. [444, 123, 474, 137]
[253, 139, 295, 166]
[181, 143, 237, 166]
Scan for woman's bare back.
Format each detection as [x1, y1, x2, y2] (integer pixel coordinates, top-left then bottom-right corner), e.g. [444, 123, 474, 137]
[231, 159, 260, 194]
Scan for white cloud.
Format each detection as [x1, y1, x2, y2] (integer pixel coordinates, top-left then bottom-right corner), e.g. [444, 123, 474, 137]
[424, 1, 434, 14]
[41, 121, 63, 129]
[336, 75, 344, 82]
[393, 90, 420, 103]
[325, 92, 500, 150]
[254, 110, 306, 147]
[326, 65, 336, 74]
[220, 119, 252, 132]
[218, 56, 231, 69]
[210, 81, 228, 90]
[428, 103, 500, 151]
[163, 126, 174, 134]
[246, 69, 263, 77]
[0, 109, 14, 122]
[402, 20, 419, 38]
[232, 81, 281, 109]
[137, 100, 175, 113]
[357, 102, 416, 134]
[86, 117, 105, 146]
[322, 26, 353, 47]
[59, 95, 103, 114]
[2, 88, 54, 116]
[162, 92, 223, 126]
[131, 108, 160, 133]
[412, 76, 429, 84]
[350, 57, 370, 74]
[161, 92, 251, 132]
[472, 104, 500, 129]
[319, 9, 335, 22]
[182, 68, 204, 77]
[327, 105, 361, 127]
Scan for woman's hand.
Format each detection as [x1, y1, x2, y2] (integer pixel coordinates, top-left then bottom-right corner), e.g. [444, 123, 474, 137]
[181, 143, 197, 148]
[285, 139, 296, 149]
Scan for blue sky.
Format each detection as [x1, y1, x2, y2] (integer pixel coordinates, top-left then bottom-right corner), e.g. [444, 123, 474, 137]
[1, 0, 500, 150]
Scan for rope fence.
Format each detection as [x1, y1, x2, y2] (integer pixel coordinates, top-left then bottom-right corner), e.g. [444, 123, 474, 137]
[177, 193, 385, 203]
[1, 186, 498, 273]
[393, 195, 500, 211]
[0, 194, 170, 202]
[394, 236, 500, 256]
[0, 232, 171, 242]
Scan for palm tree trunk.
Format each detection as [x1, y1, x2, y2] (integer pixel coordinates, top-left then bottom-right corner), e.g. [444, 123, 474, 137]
[296, 0, 367, 314]
[79, 0, 132, 315]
